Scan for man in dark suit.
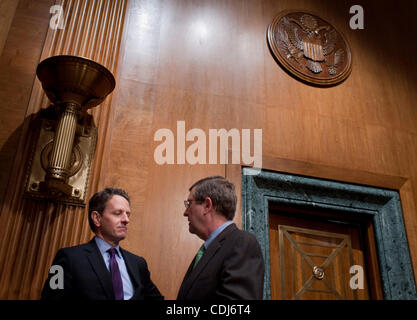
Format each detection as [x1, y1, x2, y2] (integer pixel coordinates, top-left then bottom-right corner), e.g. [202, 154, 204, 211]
[41, 188, 163, 300]
[177, 176, 265, 300]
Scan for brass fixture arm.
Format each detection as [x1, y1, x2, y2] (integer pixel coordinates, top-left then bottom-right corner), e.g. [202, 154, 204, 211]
[24, 55, 115, 204]
[46, 102, 80, 183]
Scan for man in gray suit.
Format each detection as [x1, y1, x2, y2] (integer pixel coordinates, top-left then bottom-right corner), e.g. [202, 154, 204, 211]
[177, 176, 265, 300]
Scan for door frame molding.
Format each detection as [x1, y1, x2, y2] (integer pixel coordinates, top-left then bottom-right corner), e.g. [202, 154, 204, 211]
[241, 167, 417, 299]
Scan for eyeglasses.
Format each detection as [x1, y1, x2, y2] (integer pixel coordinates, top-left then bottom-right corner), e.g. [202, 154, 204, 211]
[184, 200, 201, 209]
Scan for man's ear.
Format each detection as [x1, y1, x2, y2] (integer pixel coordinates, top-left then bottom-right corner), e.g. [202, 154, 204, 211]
[204, 197, 213, 212]
[91, 211, 102, 228]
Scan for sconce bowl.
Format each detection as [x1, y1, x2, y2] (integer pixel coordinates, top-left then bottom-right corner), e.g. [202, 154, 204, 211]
[36, 55, 116, 109]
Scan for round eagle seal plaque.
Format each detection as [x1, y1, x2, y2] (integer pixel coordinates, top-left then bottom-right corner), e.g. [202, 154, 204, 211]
[267, 11, 352, 85]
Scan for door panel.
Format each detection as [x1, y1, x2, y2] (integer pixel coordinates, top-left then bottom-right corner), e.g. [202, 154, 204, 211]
[269, 211, 372, 300]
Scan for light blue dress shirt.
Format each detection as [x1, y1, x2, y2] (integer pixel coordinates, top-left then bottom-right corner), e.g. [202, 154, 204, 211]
[94, 237, 134, 300]
[204, 220, 233, 249]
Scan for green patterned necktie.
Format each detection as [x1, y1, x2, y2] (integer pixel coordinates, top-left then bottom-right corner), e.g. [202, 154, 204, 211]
[193, 245, 205, 270]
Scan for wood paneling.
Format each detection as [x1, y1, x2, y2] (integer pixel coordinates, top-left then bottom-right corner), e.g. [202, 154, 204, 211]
[109, 0, 417, 299]
[1, 0, 417, 300]
[0, 0, 54, 209]
[0, 0, 19, 57]
[0, 0, 127, 299]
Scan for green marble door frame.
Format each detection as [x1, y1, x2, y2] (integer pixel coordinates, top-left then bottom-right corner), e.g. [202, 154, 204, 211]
[242, 168, 417, 300]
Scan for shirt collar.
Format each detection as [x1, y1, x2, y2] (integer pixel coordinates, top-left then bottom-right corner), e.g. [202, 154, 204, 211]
[94, 236, 121, 257]
[204, 220, 233, 249]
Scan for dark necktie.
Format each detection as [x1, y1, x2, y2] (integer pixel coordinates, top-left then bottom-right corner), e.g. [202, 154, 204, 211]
[193, 245, 205, 270]
[108, 248, 124, 300]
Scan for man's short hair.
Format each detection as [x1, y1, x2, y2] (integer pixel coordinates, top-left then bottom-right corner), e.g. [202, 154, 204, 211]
[88, 188, 130, 232]
[190, 176, 237, 220]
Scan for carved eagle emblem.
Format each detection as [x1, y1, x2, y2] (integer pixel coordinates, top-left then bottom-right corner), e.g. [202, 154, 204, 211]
[277, 14, 345, 76]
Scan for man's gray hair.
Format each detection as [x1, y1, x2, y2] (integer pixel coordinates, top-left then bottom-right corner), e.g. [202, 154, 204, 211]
[190, 176, 237, 220]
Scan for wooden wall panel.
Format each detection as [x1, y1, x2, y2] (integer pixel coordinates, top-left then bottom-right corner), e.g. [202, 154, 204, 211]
[0, 0, 19, 57]
[105, 0, 417, 299]
[0, 0, 127, 299]
[0, 0, 54, 211]
[0, 0, 416, 300]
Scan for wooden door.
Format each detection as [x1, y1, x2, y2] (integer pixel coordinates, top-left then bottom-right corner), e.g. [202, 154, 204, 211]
[269, 209, 382, 300]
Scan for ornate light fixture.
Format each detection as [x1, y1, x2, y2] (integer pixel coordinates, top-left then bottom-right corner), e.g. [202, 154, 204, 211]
[24, 55, 115, 205]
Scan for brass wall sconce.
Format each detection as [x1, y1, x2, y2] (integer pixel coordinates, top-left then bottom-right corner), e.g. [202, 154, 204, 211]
[24, 55, 115, 205]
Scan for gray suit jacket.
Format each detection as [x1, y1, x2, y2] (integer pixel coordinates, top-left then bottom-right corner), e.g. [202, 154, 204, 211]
[177, 223, 265, 300]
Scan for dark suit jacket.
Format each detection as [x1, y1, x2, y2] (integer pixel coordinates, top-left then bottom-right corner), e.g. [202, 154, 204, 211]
[41, 239, 163, 300]
[177, 223, 265, 300]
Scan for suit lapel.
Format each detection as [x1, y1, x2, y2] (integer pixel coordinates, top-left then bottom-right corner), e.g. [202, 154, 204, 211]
[85, 239, 114, 299]
[179, 223, 237, 298]
[120, 248, 140, 289]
